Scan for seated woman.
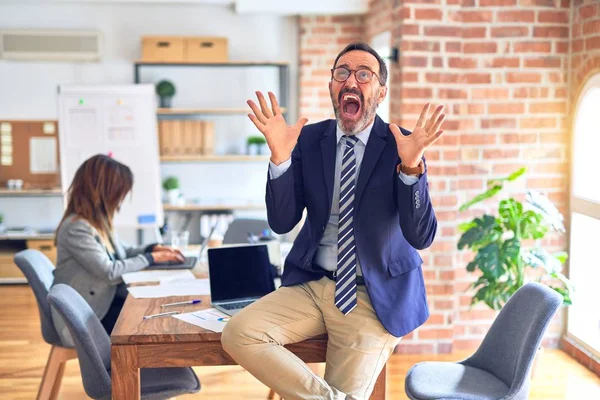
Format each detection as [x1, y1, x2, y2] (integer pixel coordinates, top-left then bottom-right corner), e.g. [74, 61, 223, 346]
[52, 154, 184, 344]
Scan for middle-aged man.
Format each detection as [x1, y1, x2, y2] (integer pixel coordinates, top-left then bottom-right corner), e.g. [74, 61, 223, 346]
[221, 42, 445, 400]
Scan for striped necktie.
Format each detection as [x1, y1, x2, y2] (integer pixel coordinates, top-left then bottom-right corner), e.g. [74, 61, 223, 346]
[335, 135, 359, 315]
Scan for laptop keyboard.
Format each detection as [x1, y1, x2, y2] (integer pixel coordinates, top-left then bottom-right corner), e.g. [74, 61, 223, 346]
[220, 300, 255, 310]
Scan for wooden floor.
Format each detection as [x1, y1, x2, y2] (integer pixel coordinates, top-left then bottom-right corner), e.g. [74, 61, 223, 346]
[1, 285, 599, 400]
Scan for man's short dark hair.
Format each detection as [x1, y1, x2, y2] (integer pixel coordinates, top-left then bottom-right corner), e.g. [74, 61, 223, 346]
[332, 42, 388, 86]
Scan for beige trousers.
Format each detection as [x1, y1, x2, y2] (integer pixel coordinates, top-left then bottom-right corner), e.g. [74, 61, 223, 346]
[221, 277, 401, 400]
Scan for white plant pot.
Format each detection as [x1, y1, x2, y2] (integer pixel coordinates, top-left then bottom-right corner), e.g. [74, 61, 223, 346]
[166, 189, 180, 205]
[247, 144, 258, 155]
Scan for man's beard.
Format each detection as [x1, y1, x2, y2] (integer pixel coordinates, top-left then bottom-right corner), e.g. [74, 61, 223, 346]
[330, 88, 378, 135]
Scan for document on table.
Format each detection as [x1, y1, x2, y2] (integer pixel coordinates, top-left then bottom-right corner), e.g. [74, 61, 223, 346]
[174, 308, 230, 333]
[127, 279, 211, 298]
[122, 269, 196, 284]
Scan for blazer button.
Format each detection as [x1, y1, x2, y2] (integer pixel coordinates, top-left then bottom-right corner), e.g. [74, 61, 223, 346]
[89, 291, 95, 296]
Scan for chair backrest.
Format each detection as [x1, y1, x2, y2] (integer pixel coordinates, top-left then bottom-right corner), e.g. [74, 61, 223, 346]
[223, 218, 271, 244]
[13, 249, 62, 345]
[463, 282, 562, 397]
[47, 284, 112, 399]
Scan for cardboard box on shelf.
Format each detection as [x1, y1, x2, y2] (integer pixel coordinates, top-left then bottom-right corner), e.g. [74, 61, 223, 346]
[185, 37, 228, 63]
[141, 37, 185, 62]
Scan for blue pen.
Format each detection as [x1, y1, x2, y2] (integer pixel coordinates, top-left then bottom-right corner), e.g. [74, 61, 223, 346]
[161, 300, 202, 308]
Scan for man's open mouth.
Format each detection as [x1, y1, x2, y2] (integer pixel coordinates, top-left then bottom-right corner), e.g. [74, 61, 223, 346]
[341, 93, 362, 118]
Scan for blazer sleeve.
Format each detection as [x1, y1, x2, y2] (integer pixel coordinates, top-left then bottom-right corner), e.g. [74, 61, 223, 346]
[63, 221, 150, 285]
[119, 238, 156, 257]
[265, 141, 305, 234]
[395, 157, 437, 250]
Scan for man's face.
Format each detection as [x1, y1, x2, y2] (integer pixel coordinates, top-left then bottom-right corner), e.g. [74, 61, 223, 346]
[329, 50, 387, 135]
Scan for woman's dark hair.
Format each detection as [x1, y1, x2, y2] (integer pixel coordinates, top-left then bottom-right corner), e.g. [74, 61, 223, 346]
[56, 154, 133, 239]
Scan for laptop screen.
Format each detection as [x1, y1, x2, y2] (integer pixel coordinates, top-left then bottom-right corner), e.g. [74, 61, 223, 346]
[208, 244, 276, 303]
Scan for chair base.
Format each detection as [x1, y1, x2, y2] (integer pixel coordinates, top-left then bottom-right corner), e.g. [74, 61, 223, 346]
[37, 345, 77, 400]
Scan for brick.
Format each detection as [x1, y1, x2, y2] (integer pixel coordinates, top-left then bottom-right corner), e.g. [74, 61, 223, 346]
[513, 87, 549, 98]
[540, 132, 567, 143]
[464, 42, 497, 53]
[529, 102, 566, 113]
[449, 57, 478, 68]
[555, 40, 569, 53]
[463, 27, 487, 39]
[481, 118, 517, 129]
[458, 179, 484, 190]
[586, 37, 600, 51]
[501, 133, 538, 144]
[461, 134, 499, 144]
[524, 57, 562, 68]
[415, 8, 443, 20]
[443, 149, 461, 159]
[494, 163, 529, 174]
[457, 11, 493, 23]
[402, 88, 433, 98]
[459, 309, 497, 321]
[486, 57, 520, 68]
[532, 163, 568, 174]
[579, 4, 598, 20]
[491, 26, 529, 37]
[341, 26, 364, 34]
[497, 10, 535, 23]
[331, 15, 361, 23]
[419, 328, 454, 340]
[401, 40, 441, 52]
[438, 89, 469, 99]
[472, 88, 510, 99]
[519, 117, 557, 129]
[426, 73, 461, 83]
[433, 57, 444, 67]
[424, 26, 462, 37]
[538, 10, 569, 23]
[527, 177, 564, 189]
[402, 24, 421, 36]
[311, 27, 336, 34]
[488, 103, 525, 114]
[519, 0, 562, 6]
[506, 72, 542, 83]
[460, 149, 481, 160]
[395, 343, 436, 354]
[463, 73, 492, 84]
[514, 41, 552, 53]
[480, 0, 516, 5]
[402, 56, 428, 67]
[434, 255, 454, 266]
[534, 26, 569, 38]
[402, 72, 419, 82]
[445, 42, 462, 52]
[583, 21, 600, 36]
[483, 149, 520, 159]
[434, 299, 454, 310]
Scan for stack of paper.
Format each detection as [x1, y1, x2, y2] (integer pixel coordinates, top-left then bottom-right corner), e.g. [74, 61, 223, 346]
[174, 308, 229, 332]
[127, 278, 211, 299]
[122, 269, 196, 284]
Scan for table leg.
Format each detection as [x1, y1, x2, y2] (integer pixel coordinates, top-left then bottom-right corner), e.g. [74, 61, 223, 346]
[111, 344, 140, 400]
[370, 363, 386, 400]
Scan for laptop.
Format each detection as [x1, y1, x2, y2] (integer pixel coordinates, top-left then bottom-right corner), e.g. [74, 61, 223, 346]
[146, 223, 218, 270]
[207, 243, 276, 316]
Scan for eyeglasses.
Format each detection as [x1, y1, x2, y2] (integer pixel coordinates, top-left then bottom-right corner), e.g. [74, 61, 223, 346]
[331, 67, 383, 85]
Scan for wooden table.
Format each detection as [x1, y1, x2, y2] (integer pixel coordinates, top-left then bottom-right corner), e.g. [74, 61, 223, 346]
[110, 294, 388, 399]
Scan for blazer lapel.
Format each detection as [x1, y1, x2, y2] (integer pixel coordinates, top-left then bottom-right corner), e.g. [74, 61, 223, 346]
[320, 120, 337, 212]
[355, 115, 388, 208]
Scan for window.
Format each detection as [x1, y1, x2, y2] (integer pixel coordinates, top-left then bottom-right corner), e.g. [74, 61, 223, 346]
[567, 73, 600, 355]
[370, 31, 391, 123]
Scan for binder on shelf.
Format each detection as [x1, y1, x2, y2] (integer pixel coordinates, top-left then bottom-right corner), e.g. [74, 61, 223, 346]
[202, 121, 215, 155]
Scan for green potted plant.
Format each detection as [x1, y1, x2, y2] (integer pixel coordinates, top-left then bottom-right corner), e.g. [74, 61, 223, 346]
[162, 176, 180, 205]
[156, 80, 176, 108]
[457, 167, 574, 311]
[247, 135, 268, 155]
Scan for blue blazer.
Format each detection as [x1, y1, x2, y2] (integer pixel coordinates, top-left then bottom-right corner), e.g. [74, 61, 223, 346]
[265, 115, 437, 338]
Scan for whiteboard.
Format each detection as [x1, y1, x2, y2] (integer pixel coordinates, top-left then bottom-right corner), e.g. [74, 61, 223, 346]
[57, 84, 163, 229]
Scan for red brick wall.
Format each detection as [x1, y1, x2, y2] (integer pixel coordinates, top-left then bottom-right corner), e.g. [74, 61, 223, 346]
[390, 0, 570, 354]
[571, 0, 600, 103]
[298, 0, 575, 354]
[299, 16, 365, 123]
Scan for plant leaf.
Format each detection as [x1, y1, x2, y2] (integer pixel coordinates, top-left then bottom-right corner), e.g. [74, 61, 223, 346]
[459, 185, 503, 212]
[553, 251, 568, 264]
[523, 248, 563, 274]
[525, 190, 565, 232]
[457, 215, 501, 250]
[520, 210, 547, 240]
[499, 199, 523, 232]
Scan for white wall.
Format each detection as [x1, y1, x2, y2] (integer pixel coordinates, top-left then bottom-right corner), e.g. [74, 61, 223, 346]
[0, 2, 299, 241]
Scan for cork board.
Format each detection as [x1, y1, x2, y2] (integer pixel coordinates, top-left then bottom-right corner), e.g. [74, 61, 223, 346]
[0, 120, 61, 189]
